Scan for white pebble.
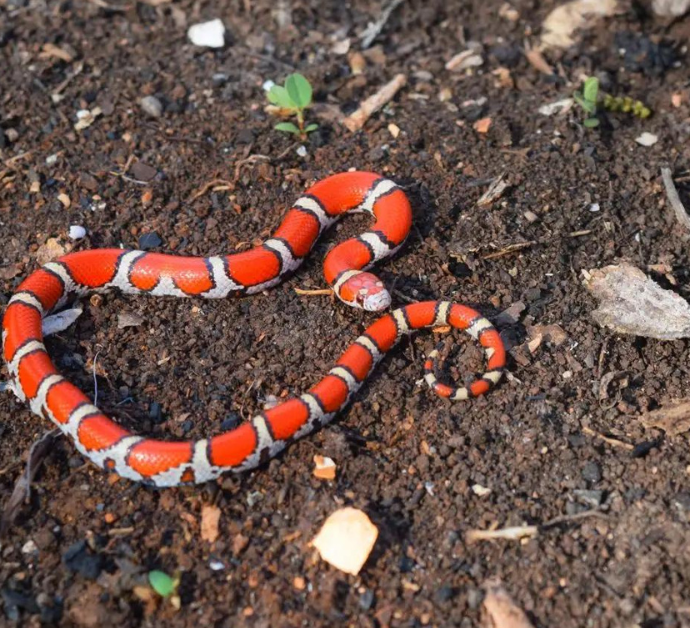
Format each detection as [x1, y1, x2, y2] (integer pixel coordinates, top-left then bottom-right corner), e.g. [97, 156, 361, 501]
[589, 203, 600, 213]
[296, 145, 308, 157]
[69, 225, 87, 240]
[45, 154, 59, 166]
[22, 539, 38, 554]
[262, 80, 275, 92]
[635, 132, 658, 147]
[187, 19, 227, 48]
[140, 95, 163, 118]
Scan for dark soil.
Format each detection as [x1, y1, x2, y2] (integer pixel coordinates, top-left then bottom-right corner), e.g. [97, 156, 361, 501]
[2, 0, 690, 626]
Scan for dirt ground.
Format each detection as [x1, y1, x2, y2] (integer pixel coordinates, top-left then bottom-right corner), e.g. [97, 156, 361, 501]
[1, 0, 690, 625]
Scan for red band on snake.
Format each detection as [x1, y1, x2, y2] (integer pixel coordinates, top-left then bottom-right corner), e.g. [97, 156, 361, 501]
[2, 172, 506, 487]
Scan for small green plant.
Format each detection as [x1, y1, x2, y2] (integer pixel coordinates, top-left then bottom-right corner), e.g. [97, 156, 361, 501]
[573, 76, 601, 128]
[573, 76, 652, 129]
[267, 73, 318, 139]
[148, 570, 180, 608]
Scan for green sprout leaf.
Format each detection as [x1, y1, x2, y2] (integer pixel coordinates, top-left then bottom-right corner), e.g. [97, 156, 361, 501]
[285, 73, 313, 109]
[583, 77, 599, 104]
[148, 570, 176, 598]
[304, 123, 319, 133]
[583, 117, 600, 128]
[267, 85, 297, 110]
[573, 93, 596, 114]
[275, 121, 301, 135]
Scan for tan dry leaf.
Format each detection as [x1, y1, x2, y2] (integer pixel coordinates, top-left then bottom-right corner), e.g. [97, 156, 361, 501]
[200, 504, 221, 543]
[473, 117, 492, 134]
[36, 237, 67, 265]
[541, 0, 620, 50]
[482, 578, 535, 628]
[311, 507, 378, 575]
[640, 400, 690, 436]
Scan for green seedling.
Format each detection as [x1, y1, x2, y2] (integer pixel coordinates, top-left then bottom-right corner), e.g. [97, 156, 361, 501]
[573, 76, 601, 128]
[267, 73, 318, 139]
[573, 76, 652, 129]
[148, 570, 181, 608]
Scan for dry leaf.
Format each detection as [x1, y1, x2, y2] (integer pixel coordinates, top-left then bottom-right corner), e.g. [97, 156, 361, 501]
[641, 400, 690, 436]
[541, 0, 620, 50]
[36, 237, 67, 265]
[584, 263, 690, 339]
[313, 455, 336, 480]
[311, 507, 378, 575]
[482, 578, 535, 628]
[200, 504, 221, 543]
[42, 308, 83, 336]
[473, 117, 492, 134]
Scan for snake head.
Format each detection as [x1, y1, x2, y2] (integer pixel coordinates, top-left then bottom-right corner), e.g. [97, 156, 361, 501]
[340, 271, 391, 311]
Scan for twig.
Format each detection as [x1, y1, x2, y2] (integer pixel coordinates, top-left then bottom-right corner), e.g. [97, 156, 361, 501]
[661, 167, 690, 233]
[93, 350, 101, 406]
[188, 178, 236, 202]
[482, 241, 536, 260]
[582, 426, 634, 451]
[360, 0, 405, 49]
[542, 509, 609, 527]
[466, 525, 538, 543]
[293, 287, 333, 297]
[342, 74, 407, 132]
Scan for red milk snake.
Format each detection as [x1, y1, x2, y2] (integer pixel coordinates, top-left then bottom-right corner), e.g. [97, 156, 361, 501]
[2, 172, 506, 487]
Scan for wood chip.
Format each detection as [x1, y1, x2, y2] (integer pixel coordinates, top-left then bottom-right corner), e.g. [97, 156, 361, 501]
[482, 578, 535, 628]
[660, 167, 690, 233]
[524, 47, 553, 75]
[200, 504, 221, 543]
[36, 237, 67, 265]
[342, 74, 407, 132]
[540, 0, 620, 50]
[473, 117, 492, 134]
[311, 507, 378, 575]
[313, 455, 336, 480]
[57, 193, 71, 208]
[477, 173, 507, 206]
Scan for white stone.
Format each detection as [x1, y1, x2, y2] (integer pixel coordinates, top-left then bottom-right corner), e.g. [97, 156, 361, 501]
[69, 225, 86, 240]
[635, 132, 658, 147]
[187, 19, 226, 48]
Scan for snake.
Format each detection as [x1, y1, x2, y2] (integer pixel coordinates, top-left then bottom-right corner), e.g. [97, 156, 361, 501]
[2, 171, 506, 487]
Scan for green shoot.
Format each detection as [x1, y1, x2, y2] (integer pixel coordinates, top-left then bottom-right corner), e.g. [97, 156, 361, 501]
[573, 77, 600, 128]
[267, 73, 318, 140]
[148, 570, 181, 608]
[573, 76, 652, 130]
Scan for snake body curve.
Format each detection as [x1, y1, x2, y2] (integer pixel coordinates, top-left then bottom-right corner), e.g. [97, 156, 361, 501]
[2, 172, 505, 486]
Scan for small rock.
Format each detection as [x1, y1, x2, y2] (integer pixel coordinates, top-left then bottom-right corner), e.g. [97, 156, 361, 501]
[635, 132, 658, 147]
[236, 128, 254, 144]
[296, 145, 308, 157]
[220, 413, 240, 431]
[673, 492, 690, 511]
[435, 585, 455, 603]
[57, 193, 71, 209]
[62, 540, 102, 580]
[140, 95, 163, 118]
[148, 402, 163, 423]
[211, 73, 228, 86]
[359, 589, 375, 610]
[187, 19, 227, 48]
[130, 161, 157, 182]
[138, 232, 162, 250]
[21, 539, 38, 555]
[79, 172, 99, 191]
[573, 489, 604, 508]
[45, 153, 59, 166]
[69, 225, 86, 240]
[117, 312, 144, 329]
[582, 461, 602, 484]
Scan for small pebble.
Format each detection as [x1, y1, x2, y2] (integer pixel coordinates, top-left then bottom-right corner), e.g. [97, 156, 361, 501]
[209, 559, 225, 571]
[582, 461, 602, 484]
[187, 19, 227, 48]
[359, 589, 375, 610]
[673, 492, 690, 511]
[69, 225, 86, 240]
[21, 539, 38, 554]
[138, 232, 162, 250]
[296, 145, 308, 157]
[435, 585, 455, 603]
[140, 95, 163, 118]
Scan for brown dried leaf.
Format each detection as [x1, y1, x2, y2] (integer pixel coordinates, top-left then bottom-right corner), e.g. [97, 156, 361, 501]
[311, 507, 378, 575]
[640, 399, 690, 436]
[201, 504, 221, 543]
[482, 578, 535, 628]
